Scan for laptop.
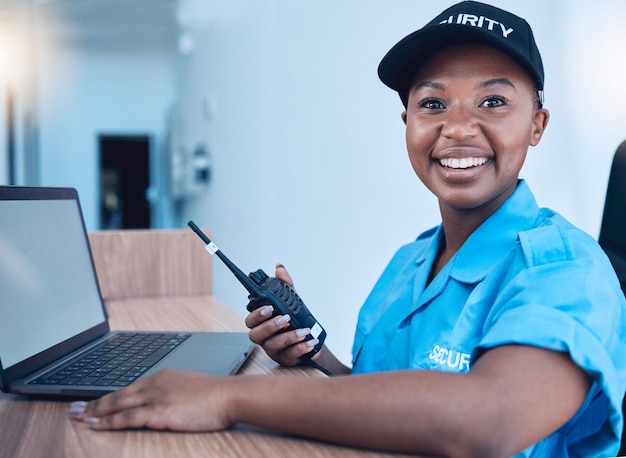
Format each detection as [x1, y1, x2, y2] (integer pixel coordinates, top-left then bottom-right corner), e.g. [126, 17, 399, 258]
[0, 185, 254, 399]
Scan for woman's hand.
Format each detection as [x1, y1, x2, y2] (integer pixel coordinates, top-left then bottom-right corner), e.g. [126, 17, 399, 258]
[70, 369, 233, 431]
[244, 264, 319, 367]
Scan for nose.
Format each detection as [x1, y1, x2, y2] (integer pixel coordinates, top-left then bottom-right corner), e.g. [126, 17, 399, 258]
[440, 104, 478, 140]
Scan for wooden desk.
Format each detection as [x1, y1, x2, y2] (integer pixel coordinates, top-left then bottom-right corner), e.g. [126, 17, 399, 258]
[0, 296, 417, 458]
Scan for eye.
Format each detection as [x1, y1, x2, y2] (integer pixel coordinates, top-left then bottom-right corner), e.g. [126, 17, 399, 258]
[480, 95, 507, 108]
[418, 98, 446, 110]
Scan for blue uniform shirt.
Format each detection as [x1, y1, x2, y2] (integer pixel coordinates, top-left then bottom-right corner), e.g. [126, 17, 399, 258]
[352, 180, 626, 457]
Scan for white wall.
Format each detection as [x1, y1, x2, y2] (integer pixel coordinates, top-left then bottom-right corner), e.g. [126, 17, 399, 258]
[0, 88, 7, 184]
[176, 0, 626, 365]
[0, 1, 37, 186]
[35, 21, 178, 228]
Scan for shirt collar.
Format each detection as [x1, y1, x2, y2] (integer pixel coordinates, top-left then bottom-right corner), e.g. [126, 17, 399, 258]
[446, 179, 541, 283]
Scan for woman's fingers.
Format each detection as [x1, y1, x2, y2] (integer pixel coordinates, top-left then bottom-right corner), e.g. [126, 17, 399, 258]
[243, 263, 317, 365]
[72, 380, 156, 429]
[71, 370, 233, 432]
[275, 263, 294, 286]
[244, 305, 274, 329]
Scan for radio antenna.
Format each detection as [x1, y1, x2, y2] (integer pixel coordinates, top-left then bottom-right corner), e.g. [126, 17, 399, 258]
[187, 220, 261, 296]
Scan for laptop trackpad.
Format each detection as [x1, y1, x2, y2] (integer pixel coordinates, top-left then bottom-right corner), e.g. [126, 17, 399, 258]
[150, 342, 251, 377]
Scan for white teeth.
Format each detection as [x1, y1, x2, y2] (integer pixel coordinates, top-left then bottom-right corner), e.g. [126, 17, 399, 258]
[439, 157, 488, 169]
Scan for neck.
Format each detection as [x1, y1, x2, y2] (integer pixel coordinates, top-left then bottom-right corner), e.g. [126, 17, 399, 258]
[429, 184, 517, 283]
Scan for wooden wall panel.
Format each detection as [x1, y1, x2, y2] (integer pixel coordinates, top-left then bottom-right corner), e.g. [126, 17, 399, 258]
[88, 229, 212, 300]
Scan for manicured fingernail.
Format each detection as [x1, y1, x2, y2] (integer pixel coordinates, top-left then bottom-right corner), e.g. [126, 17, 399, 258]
[69, 401, 87, 414]
[276, 314, 291, 326]
[305, 338, 319, 348]
[260, 305, 273, 317]
[83, 417, 101, 425]
[275, 263, 285, 269]
[296, 328, 311, 338]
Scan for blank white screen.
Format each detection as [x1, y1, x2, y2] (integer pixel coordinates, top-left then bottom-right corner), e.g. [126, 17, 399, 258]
[0, 199, 105, 368]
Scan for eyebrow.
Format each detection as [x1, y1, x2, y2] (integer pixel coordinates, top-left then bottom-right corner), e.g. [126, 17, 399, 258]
[480, 78, 516, 90]
[410, 81, 444, 99]
[411, 78, 516, 97]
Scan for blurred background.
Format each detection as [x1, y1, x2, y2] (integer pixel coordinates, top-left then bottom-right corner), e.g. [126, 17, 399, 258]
[1, 0, 625, 365]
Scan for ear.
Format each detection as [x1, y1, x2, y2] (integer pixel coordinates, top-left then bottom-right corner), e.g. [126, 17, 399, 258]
[530, 108, 549, 146]
[401, 111, 407, 125]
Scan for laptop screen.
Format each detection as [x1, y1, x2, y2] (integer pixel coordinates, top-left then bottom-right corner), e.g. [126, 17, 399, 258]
[0, 194, 105, 369]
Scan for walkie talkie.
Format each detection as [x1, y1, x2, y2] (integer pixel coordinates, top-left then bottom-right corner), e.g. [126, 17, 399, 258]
[188, 221, 326, 359]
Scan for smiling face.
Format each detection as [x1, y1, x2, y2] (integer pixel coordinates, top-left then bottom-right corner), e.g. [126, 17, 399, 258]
[402, 43, 549, 219]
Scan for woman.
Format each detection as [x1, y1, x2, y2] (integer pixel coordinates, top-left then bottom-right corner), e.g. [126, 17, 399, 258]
[71, 2, 626, 456]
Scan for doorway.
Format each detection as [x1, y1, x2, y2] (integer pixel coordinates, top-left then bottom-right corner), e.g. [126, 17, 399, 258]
[99, 134, 151, 229]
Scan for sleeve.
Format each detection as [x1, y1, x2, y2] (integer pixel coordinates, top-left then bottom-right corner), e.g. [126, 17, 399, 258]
[477, 224, 626, 447]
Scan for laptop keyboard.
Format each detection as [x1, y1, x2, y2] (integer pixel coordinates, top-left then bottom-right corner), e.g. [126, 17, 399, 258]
[29, 332, 191, 387]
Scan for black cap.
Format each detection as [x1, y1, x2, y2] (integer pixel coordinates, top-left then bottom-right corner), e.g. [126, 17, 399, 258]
[378, 1, 544, 103]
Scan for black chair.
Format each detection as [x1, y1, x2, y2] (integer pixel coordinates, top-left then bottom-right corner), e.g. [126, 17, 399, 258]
[598, 139, 626, 455]
[599, 139, 626, 293]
